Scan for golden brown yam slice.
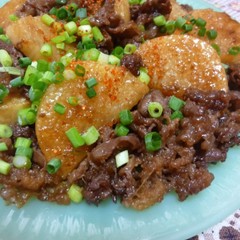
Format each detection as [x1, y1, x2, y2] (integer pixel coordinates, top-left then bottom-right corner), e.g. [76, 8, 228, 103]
[5, 16, 73, 62]
[136, 35, 228, 97]
[0, 0, 26, 29]
[36, 61, 149, 178]
[169, 0, 191, 20]
[188, 9, 240, 64]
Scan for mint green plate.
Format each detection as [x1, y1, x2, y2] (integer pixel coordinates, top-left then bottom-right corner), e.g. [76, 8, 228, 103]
[0, 1, 239, 240]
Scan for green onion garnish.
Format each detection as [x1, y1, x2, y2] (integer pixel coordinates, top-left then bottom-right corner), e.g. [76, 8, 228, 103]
[46, 158, 62, 174]
[0, 49, 13, 67]
[144, 132, 162, 152]
[124, 44, 137, 55]
[65, 127, 85, 148]
[0, 142, 8, 152]
[18, 108, 37, 126]
[228, 46, 240, 56]
[54, 103, 66, 115]
[19, 57, 32, 68]
[41, 14, 55, 26]
[111, 46, 124, 59]
[0, 84, 9, 103]
[175, 17, 187, 29]
[115, 150, 129, 168]
[170, 110, 184, 120]
[76, 8, 87, 19]
[92, 26, 104, 42]
[108, 55, 121, 66]
[148, 102, 163, 118]
[195, 17, 206, 27]
[153, 15, 166, 27]
[13, 156, 31, 169]
[15, 146, 33, 159]
[85, 77, 97, 88]
[82, 126, 100, 145]
[10, 76, 23, 87]
[68, 184, 83, 203]
[168, 96, 185, 111]
[198, 27, 206, 37]
[119, 109, 133, 126]
[206, 29, 218, 40]
[56, 8, 69, 20]
[86, 87, 97, 98]
[115, 123, 129, 137]
[0, 124, 12, 138]
[67, 96, 79, 106]
[165, 20, 176, 34]
[14, 137, 32, 148]
[82, 48, 100, 61]
[40, 43, 53, 57]
[0, 159, 11, 175]
[64, 21, 78, 35]
[74, 64, 85, 76]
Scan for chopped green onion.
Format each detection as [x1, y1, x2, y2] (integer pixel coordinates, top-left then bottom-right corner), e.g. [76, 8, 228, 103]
[97, 52, 109, 64]
[195, 17, 206, 27]
[124, 44, 137, 54]
[19, 57, 32, 68]
[85, 77, 97, 88]
[108, 55, 121, 66]
[115, 150, 129, 168]
[144, 132, 162, 152]
[37, 59, 49, 72]
[56, 0, 67, 4]
[46, 158, 62, 174]
[86, 87, 97, 98]
[170, 110, 184, 120]
[228, 46, 240, 56]
[0, 142, 8, 151]
[15, 146, 33, 159]
[51, 35, 66, 44]
[56, 8, 69, 20]
[0, 84, 9, 103]
[68, 184, 83, 203]
[41, 14, 55, 26]
[0, 124, 12, 138]
[76, 8, 87, 19]
[14, 137, 32, 148]
[0, 159, 11, 175]
[80, 18, 90, 26]
[0, 27, 3, 34]
[111, 46, 124, 59]
[63, 69, 76, 80]
[65, 127, 85, 148]
[0, 49, 13, 66]
[13, 156, 31, 169]
[175, 17, 187, 29]
[67, 96, 79, 106]
[18, 108, 37, 126]
[77, 25, 92, 36]
[64, 21, 78, 35]
[168, 96, 185, 111]
[52, 72, 64, 83]
[74, 64, 85, 76]
[10, 76, 23, 87]
[0, 34, 10, 43]
[198, 27, 206, 37]
[9, 14, 19, 21]
[129, 0, 140, 4]
[56, 43, 65, 50]
[49, 7, 58, 15]
[153, 15, 166, 27]
[206, 29, 218, 40]
[211, 43, 221, 55]
[182, 23, 193, 33]
[165, 20, 176, 34]
[40, 43, 53, 57]
[54, 103, 66, 115]
[82, 126, 100, 145]
[119, 109, 133, 126]
[92, 26, 104, 42]
[138, 67, 150, 84]
[115, 124, 129, 136]
[148, 102, 163, 118]
[50, 61, 65, 73]
[82, 48, 100, 61]
[0, 66, 21, 75]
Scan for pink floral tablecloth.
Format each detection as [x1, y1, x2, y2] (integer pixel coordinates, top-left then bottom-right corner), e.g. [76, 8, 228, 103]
[189, 1, 240, 239]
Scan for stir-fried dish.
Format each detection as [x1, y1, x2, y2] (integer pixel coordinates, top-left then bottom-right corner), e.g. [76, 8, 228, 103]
[0, 0, 240, 210]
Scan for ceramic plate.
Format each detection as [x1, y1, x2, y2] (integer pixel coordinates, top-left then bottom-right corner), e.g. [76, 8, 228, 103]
[0, 1, 239, 240]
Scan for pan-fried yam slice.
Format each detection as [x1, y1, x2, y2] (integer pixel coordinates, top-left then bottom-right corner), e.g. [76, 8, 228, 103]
[136, 35, 228, 97]
[5, 16, 73, 61]
[0, 0, 26, 29]
[188, 9, 240, 64]
[36, 61, 149, 178]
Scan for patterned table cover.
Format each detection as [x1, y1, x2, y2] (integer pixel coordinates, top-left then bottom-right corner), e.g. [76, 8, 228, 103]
[189, 1, 240, 239]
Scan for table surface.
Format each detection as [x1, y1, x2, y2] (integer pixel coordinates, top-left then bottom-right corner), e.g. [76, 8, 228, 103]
[189, 0, 240, 239]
